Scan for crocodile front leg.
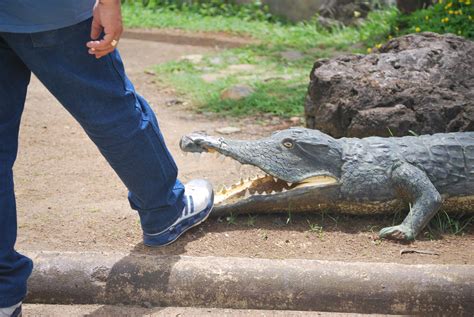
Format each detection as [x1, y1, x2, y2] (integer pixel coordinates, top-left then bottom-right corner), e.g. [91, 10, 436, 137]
[379, 162, 442, 241]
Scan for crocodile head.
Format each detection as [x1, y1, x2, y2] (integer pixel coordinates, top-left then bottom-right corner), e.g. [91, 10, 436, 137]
[180, 128, 343, 208]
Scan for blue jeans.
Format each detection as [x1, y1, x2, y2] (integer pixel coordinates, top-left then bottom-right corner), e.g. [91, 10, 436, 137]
[0, 19, 185, 307]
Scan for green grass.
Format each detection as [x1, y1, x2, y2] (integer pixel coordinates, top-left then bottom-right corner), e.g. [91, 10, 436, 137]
[141, 7, 399, 117]
[392, 207, 473, 239]
[226, 212, 237, 225]
[153, 44, 311, 116]
[124, 4, 428, 117]
[124, 2, 473, 117]
[306, 220, 324, 240]
[124, 5, 398, 50]
[426, 212, 473, 238]
[123, 5, 275, 34]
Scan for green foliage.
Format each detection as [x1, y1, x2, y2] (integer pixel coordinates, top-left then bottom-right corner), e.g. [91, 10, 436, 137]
[393, 206, 473, 239]
[128, 6, 399, 116]
[246, 215, 257, 227]
[226, 212, 237, 225]
[307, 220, 324, 240]
[427, 212, 473, 237]
[124, 4, 398, 51]
[123, 1, 472, 117]
[396, 0, 474, 38]
[154, 45, 309, 117]
[122, 0, 275, 22]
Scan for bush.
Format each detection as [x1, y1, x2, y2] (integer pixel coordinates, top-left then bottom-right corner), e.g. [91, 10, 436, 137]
[397, 0, 474, 38]
[121, 0, 276, 22]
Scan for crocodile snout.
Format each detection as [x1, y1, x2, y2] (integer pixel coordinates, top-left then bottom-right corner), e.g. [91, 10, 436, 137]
[179, 135, 198, 152]
[180, 133, 224, 153]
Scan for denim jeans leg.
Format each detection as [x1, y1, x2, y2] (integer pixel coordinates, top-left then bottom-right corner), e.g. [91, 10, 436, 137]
[0, 35, 34, 308]
[1, 18, 184, 235]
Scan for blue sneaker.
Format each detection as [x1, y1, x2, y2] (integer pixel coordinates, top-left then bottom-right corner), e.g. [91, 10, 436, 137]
[143, 179, 214, 247]
[0, 302, 22, 317]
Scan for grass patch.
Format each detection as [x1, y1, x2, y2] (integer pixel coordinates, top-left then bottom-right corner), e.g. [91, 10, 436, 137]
[124, 2, 473, 117]
[426, 212, 473, 238]
[124, 3, 398, 116]
[144, 8, 398, 116]
[124, 4, 398, 51]
[392, 208, 473, 239]
[306, 220, 324, 240]
[123, 4, 276, 35]
[154, 44, 312, 116]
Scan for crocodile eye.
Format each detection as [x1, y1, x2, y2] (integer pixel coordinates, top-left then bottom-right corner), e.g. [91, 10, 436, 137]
[282, 139, 294, 149]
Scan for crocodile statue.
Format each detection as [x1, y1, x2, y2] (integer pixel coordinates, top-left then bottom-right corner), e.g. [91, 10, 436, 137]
[180, 128, 474, 241]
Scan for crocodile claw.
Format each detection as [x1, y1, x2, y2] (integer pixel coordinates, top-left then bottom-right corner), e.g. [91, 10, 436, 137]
[379, 225, 415, 241]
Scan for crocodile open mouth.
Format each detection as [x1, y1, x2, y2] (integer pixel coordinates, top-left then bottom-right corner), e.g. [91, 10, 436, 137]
[215, 174, 337, 205]
[182, 140, 338, 205]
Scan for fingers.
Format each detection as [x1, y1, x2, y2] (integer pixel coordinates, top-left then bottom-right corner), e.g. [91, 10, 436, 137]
[87, 43, 115, 59]
[90, 17, 102, 40]
[87, 32, 114, 49]
[87, 28, 123, 59]
[86, 37, 119, 59]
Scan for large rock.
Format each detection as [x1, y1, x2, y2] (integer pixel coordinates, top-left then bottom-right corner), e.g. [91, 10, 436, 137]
[305, 33, 474, 137]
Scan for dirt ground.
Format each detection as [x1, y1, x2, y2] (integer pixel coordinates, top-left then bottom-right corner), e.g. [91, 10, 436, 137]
[15, 37, 473, 266]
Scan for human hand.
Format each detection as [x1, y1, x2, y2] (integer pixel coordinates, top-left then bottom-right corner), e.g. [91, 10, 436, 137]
[86, 0, 123, 59]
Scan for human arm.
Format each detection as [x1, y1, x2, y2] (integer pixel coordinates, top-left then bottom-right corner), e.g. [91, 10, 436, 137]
[86, 0, 123, 59]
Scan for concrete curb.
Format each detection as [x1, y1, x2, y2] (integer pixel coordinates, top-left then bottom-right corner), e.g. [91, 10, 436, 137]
[122, 29, 256, 48]
[26, 251, 473, 315]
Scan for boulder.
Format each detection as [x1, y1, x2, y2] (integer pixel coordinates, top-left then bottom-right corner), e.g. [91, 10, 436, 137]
[305, 33, 474, 137]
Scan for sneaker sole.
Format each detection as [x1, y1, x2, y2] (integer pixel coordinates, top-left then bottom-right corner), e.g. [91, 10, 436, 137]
[143, 192, 214, 248]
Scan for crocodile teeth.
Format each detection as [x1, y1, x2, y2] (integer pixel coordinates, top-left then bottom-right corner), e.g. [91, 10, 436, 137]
[244, 189, 251, 198]
[273, 177, 278, 182]
[287, 182, 293, 187]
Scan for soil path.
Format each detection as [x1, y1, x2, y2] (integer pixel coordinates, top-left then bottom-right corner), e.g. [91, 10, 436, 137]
[15, 38, 473, 265]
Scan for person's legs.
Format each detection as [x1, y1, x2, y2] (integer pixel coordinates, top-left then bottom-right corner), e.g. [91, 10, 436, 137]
[1, 19, 191, 236]
[0, 35, 33, 308]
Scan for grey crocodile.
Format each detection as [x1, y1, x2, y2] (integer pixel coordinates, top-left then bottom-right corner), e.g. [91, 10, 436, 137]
[180, 128, 474, 241]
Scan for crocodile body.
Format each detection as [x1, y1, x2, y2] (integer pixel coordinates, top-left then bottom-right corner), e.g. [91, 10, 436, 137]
[180, 128, 474, 240]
